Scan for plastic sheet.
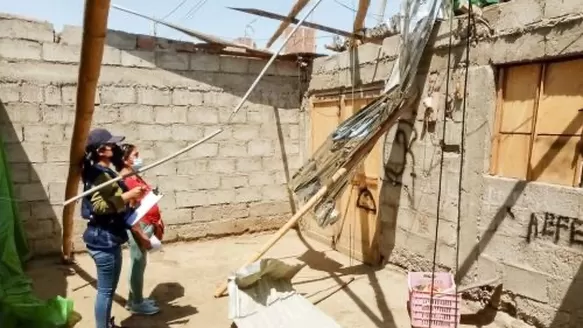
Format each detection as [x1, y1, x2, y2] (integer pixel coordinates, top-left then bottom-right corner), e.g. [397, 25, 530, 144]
[0, 135, 80, 328]
[290, 0, 447, 227]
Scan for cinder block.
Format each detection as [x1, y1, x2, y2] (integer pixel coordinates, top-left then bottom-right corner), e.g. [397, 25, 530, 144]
[137, 88, 171, 106]
[156, 52, 189, 71]
[176, 191, 208, 207]
[0, 83, 20, 102]
[48, 182, 67, 203]
[544, 0, 583, 18]
[0, 16, 54, 42]
[221, 175, 248, 188]
[9, 163, 30, 183]
[275, 61, 298, 77]
[218, 107, 246, 124]
[137, 124, 172, 141]
[102, 46, 122, 66]
[235, 158, 262, 172]
[43, 85, 61, 105]
[120, 105, 154, 123]
[248, 58, 276, 75]
[176, 159, 208, 175]
[32, 162, 69, 183]
[20, 84, 43, 103]
[5, 103, 41, 123]
[5, 142, 44, 163]
[232, 125, 259, 141]
[121, 50, 156, 68]
[172, 89, 203, 106]
[248, 140, 274, 156]
[100, 86, 136, 104]
[14, 182, 47, 202]
[41, 105, 75, 125]
[42, 43, 80, 63]
[106, 29, 137, 50]
[62, 85, 100, 105]
[495, 0, 543, 32]
[23, 124, 64, 142]
[190, 53, 220, 71]
[218, 142, 247, 158]
[154, 106, 187, 124]
[235, 187, 263, 203]
[30, 201, 58, 220]
[249, 201, 291, 217]
[187, 107, 219, 124]
[0, 39, 42, 60]
[207, 189, 237, 205]
[58, 25, 82, 44]
[192, 203, 249, 222]
[44, 145, 70, 162]
[171, 124, 203, 141]
[220, 56, 249, 73]
[261, 185, 288, 201]
[186, 142, 218, 158]
[24, 219, 55, 239]
[545, 19, 583, 59]
[0, 124, 23, 143]
[248, 172, 273, 186]
[208, 159, 236, 174]
[92, 105, 120, 124]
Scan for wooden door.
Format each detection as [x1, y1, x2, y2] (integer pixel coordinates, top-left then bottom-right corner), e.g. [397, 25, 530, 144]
[304, 90, 383, 265]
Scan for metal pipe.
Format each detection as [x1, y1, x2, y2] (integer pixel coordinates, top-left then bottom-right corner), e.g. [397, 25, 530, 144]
[61, 0, 112, 262]
[227, 0, 324, 122]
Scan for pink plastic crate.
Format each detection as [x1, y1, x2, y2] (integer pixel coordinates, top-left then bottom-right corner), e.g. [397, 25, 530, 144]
[407, 272, 461, 328]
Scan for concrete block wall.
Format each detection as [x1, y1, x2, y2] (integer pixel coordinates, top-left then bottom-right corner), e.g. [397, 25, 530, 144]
[307, 1, 583, 327]
[0, 13, 304, 256]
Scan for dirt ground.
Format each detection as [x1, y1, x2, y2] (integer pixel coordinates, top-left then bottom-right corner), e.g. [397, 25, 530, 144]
[27, 231, 532, 328]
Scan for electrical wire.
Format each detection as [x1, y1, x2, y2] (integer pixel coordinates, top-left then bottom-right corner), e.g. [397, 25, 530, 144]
[428, 3, 456, 328]
[181, 0, 209, 21]
[454, 2, 473, 328]
[161, 0, 189, 20]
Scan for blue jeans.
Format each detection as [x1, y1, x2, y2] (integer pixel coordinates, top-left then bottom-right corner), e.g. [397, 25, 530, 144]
[88, 247, 123, 328]
[127, 224, 154, 304]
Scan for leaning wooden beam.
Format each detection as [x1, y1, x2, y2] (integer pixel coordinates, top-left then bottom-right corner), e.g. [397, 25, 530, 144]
[61, 0, 112, 263]
[213, 94, 408, 298]
[63, 0, 326, 206]
[229, 7, 367, 41]
[111, 4, 272, 57]
[353, 0, 371, 33]
[266, 0, 310, 48]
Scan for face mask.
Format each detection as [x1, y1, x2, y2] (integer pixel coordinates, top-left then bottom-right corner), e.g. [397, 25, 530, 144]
[132, 157, 144, 171]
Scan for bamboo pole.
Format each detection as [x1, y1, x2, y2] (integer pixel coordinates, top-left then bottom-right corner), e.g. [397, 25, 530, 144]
[214, 95, 407, 298]
[61, 0, 112, 263]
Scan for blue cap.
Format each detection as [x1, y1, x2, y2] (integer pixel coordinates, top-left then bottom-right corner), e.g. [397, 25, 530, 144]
[86, 128, 125, 148]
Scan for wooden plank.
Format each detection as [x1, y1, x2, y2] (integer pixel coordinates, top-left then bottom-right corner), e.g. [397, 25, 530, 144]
[499, 64, 541, 134]
[496, 133, 530, 180]
[490, 68, 505, 175]
[536, 58, 583, 136]
[530, 135, 580, 186]
[266, 0, 310, 48]
[353, 0, 371, 33]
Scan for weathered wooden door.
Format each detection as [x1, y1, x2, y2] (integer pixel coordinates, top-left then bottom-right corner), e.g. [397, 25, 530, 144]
[305, 89, 383, 265]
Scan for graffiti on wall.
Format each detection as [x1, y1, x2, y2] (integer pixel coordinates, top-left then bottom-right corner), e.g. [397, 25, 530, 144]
[385, 120, 418, 185]
[527, 212, 583, 246]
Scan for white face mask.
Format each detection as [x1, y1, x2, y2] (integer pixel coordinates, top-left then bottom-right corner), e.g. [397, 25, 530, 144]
[132, 157, 144, 171]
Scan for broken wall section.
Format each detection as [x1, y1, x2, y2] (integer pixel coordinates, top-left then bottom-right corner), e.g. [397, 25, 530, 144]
[307, 0, 583, 327]
[0, 12, 305, 256]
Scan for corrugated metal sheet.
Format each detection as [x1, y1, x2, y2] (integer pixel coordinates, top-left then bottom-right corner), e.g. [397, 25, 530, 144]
[228, 259, 342, 328]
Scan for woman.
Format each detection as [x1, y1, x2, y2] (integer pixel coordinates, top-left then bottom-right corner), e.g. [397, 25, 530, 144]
[81, 128, 152, 328]
[114, 143, 164, 316]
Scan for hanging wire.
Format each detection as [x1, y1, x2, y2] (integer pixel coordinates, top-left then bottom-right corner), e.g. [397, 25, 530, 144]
[161, 0, 189, 20]
[428, 2, 456, 327]
[454, 2, 473, 327]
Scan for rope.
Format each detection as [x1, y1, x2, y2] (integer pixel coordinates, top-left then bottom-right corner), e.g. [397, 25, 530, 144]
[454, 2, 473, 327]
[428, 2, 456, 327]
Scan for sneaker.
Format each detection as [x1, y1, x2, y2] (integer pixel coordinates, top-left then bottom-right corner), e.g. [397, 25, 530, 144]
[125, 298, 156, 310]
[129, 301, 160, 315]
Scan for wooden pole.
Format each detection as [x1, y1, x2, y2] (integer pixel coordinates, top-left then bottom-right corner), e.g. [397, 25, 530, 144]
[61, 0, 112, 263]
[214, 94, 407, 298]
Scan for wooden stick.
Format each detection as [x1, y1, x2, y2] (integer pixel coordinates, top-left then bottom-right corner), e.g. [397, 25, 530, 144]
[213, 167, 348, 298]
[214, 94, 408, 298]
[61, 0, 112, 262]
[265, 0, 310, 48]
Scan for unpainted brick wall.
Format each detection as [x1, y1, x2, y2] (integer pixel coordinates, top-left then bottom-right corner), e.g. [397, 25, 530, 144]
[308, 0, 583, 327]
[0, 13, 305, 256]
